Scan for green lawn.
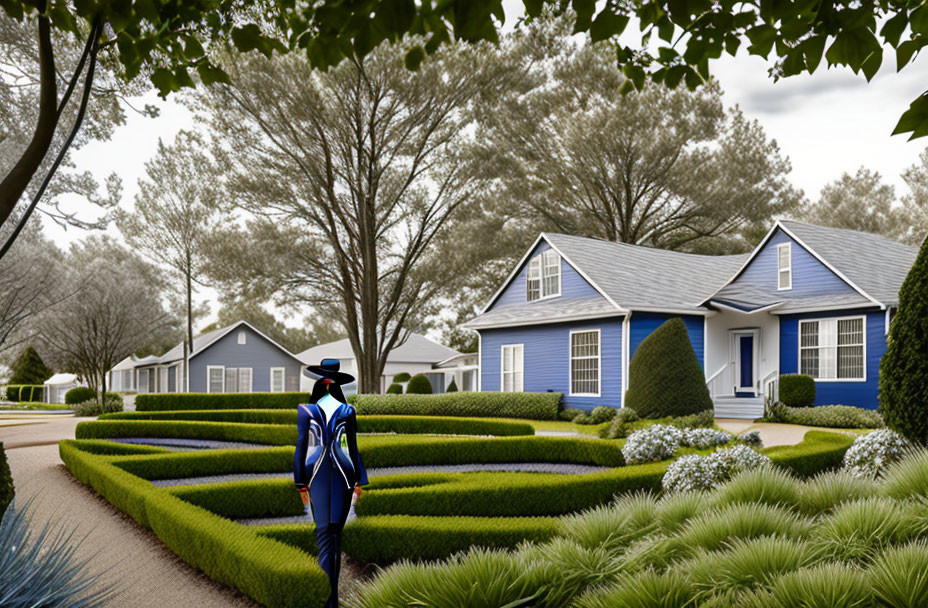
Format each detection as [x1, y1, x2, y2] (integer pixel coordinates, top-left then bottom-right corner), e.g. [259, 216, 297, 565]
[1, 401, 70, 410]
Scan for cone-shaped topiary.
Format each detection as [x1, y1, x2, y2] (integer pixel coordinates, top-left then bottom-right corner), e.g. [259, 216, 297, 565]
[386, 383, 403, 394]
[406, 373, 433, 394]
[8, 345, 53, 386]
[880, 236, 928, 445]
[0, 443, 12, 522]
[447, 378, 458, 392]
[624, 318, 713, 419]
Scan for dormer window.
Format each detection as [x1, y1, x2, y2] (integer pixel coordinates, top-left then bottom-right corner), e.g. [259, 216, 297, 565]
[777, 243, 791, 290]
[526, 249, 561, 301]
[238, 330, 246, 345]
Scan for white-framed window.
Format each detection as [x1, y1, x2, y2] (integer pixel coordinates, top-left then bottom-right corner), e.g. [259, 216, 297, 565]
[238, 367, 253, 392]
[526, 249, 561, 301]
[777, 242, 792, 290]
[270, 367, 286, 393]
[570, 329, 601, 396]
[799, 316, 865, 381]
[500, 344, 524, 392]
[238, 330, 246, 344]
[207, 366, 225, 393]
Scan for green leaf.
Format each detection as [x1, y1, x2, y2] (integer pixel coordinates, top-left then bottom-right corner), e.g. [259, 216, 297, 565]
[861, 49, 882, 81]
[0, 1, 24, 20]
[881, 10, 908, 47]
[782, 48, 804, 76]
[665, 64, 686, 88]
[911, 5, 928, 35]
[896, 39, 921, 70]
[150, 67, 175, 97]
[523, 0, 544, 18]
[745, 24, 777, 57]
[183, 35, 205, 59]
[684, 66, 703, 89]
[724, 35, 741, 56]
[405, 45, 425, 70]
[893, 95, 928, 139]
[572, 0, 595, 31]
[196, 63, 231, 86]
[374, 0, 415, 40]
[623, 64, 646, 89]
[231, 24, 264, 54]
[802, 35, 826, 73]
[590, 9, 629, 42]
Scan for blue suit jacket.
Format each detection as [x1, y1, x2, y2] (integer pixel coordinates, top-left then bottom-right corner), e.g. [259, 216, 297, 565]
[294, 401, 368, 525]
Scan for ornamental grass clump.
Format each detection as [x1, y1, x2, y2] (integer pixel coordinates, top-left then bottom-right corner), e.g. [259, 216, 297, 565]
[712, 466, 801, 509]
[676, 502, 811, 551]
[798, 471, 873, 515]
[572, 569, 696, 608]
[559, 493, 658, 553]
[765, 562, 873, 608]
[869, 540, 928, 607]
[811, 496, 919, 564]
[880, 449, 928, 499]
[842, 429, 911, 479]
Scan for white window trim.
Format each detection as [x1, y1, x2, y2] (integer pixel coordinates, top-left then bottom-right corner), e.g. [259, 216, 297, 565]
[569, 329, 602, 397]
[526, 250, 562, 303]
[238, 367, 253, 393]
[238, 330, 247, 345]
[270, 367, 286, 393]
[797, 315, 867, 382]
[207, 365, 225, 393]
[777, 242, 792, 291]
[500, 344, 524, 392]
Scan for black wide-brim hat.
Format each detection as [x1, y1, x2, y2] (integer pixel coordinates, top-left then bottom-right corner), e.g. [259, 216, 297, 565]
[304, 358, 355, 385]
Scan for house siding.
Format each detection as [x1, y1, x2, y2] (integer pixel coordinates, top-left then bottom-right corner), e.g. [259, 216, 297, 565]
[779, 308, 884, 409]
[491, 241, 602, 310]
[728, 229, 857, 300]
[629, 313, 706, 370]
[189, 325, 303, 393]
[479, 318, 623, 410]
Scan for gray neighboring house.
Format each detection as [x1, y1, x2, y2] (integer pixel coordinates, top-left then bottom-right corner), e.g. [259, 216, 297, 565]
[107, 321, 304, 394]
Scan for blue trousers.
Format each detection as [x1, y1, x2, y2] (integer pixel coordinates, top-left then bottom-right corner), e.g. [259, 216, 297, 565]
[316, 522, 344, 608]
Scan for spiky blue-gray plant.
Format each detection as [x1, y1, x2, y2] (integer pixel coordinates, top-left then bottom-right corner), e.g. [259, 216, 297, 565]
[0, 500, 113, 607]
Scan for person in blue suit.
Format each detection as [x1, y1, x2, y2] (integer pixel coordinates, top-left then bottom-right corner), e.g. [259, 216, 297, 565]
[294, 359, 368, 608]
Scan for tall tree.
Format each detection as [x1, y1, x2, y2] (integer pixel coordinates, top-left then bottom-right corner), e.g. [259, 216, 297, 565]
[803, 167, 912, 241]
[194, 40, 514, 392]
[41, 237, 174, 400]
[480, 25, 800, 253]
[117, 131, 221, 392]
[899, 149, 928, 245]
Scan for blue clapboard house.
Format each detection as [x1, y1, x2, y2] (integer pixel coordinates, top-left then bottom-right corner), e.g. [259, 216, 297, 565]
[464, 220, 919, 418]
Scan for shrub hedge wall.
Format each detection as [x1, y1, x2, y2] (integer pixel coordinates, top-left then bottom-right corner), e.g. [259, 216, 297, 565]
[135, 392, 313, 411]
[76, 420, 297, 445]
[256, 516, 561, 564]
[102, 410, 535, 436]
[765, 402, 883, 429]
[0, 442, 13, 521]
[58, 441, 329, 607]
[350, 391, 561, 420]
[763, 430, 855, 477]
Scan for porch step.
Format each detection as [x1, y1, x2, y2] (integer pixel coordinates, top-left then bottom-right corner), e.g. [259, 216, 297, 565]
[713, 396, 764, 420]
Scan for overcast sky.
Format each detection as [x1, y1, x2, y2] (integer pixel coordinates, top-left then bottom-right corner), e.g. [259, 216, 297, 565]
[38, 6, 928, 326]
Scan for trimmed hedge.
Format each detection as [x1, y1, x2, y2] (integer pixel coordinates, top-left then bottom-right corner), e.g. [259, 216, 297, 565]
[350, 391, 561, 420]
[765, 402, 883, 429]
[115, 447, 294, 481]
[779, 374, 815, 408]
[5, 385, 43, 402]
[624, 318, 714, 418]
[0, 442, 12, 522]
[58, 441, 329, 607]
[406, 374, 433, 394]
[170, 478, 304, 520]
[764, 430, 855, 477]
[65, 386, 96, 405]
[136, 392, 313, 411]
[386, 383, 403, 394]
[257, 515, 561, 564]
[101, 410, 535, 436]
[76, 420, 297, 445]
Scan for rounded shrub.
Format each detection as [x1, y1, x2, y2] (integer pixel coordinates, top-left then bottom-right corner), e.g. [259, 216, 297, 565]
[779, 374, 815, 408]
[446, 378, 458, 393]
[0, 442, 12, 522]
[880, 236, 928, 445]
[624, 318, 713, 419]
[385, 383, 403, 395]
[559, 407, 584, 421]
[842, 429, 910, 479]
[392, 372, 411, 383]
[590, 406, 617, 424]
[65, 386, 95, 405]
[72, 395, 123, 417]
[405, 374, 433, 394]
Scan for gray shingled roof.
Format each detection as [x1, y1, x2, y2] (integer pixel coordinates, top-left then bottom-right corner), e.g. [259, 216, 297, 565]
[543, 233, 749, 309]
[778, 220, 918, 306]
[465, 297, 620, 329]
[298, 332, 460, 365]
[157, 322, 240, 364]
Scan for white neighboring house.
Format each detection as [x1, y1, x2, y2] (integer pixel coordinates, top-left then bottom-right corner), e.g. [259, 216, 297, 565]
[44, 373, 84, 404]
[297, 333, 473, 393]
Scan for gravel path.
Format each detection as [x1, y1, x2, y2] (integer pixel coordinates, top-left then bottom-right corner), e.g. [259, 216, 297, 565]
[153, 462, 609, 488]
[110, 437, 276, 451]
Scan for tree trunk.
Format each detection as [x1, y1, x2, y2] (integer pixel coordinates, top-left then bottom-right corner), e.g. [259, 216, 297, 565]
[0, 14, 59, 227]
[185, 254, 193, 392]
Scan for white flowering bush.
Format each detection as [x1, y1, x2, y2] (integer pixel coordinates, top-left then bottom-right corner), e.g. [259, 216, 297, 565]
[622, 425, 683, 464]
[737, 430, 763, 448]
[680, 428, 732, 449]
[842, 429, 911, 479]
[662, 445, 772, 493]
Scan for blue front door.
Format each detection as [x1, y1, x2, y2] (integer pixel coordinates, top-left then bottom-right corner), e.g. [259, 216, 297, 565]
[739, 335, 754, 389]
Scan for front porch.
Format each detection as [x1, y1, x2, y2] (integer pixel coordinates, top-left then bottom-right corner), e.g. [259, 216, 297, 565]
[704, 307, 780, 419]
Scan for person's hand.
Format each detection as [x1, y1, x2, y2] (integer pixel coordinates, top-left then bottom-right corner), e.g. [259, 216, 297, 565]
[298, 487, 310, 508]
[352, 484, 362, 506]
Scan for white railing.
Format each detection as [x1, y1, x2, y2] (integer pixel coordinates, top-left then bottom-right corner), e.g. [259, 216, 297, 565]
[762, 370, 779, 406]
[705, 365, 728, 398]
